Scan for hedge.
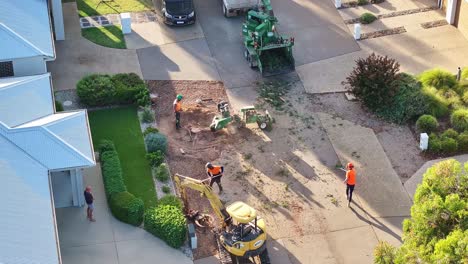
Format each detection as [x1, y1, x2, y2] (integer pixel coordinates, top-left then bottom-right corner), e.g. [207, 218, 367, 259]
[144, 204, 187, 248]
[98, 140, 145, 225]
[77, 73, 150, 107]
[110, 191, 144, 226]
[157, 195, 183, 210]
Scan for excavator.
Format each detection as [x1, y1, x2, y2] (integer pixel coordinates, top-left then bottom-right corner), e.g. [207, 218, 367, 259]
[174, 174, 271, 264]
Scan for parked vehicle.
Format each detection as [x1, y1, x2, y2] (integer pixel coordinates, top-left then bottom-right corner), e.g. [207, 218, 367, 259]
[157, 0, 196, 26]
[222, 0, 262, 17]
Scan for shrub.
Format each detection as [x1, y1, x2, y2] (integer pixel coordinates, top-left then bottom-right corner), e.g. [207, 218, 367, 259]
[157, 195, 183, 210]
[428, 134, 442, 153]
[145, 133, 168, 153]
[100, 150, 126, 197]
[77, 74, 115, 106]
[146, 150, 164, 168]
[461, 67, 468, 81]
[440, 89, 462, 108]
[371, 0, 384, 3]
[441, 128, 459, 139]
[135, 88, 151, 107]
[360, 13, 377, 24]
[110, 191, 144, 226]
[155, 163, 170, 182]
[374, 241, 397, 264]
[421, 86, 450, 117]
[451, 108, 468, 132]
[419, 69, 457, 90]
[141, 107, 154, 123]
[111, 73, 147, 105]
[416, 115, 438, 133]
[143, 126, 159, 136]
[457, 132, 468, 151]
[440, 137, 458, 154]
[357, 0, 368, 5]
[344, 53, 401, 111]
[98, 139, 116, 154]
[55, 100, 64, 112]
[144, 205, 187, 248]
[162, 186, 171, 194]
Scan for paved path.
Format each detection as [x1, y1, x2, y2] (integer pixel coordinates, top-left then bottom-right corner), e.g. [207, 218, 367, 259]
[56, 165, 193, 264]
[47, 3, 142, 91]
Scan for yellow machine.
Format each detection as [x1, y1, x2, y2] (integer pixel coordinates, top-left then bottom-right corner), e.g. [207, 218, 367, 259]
[174, 174, 270, 264]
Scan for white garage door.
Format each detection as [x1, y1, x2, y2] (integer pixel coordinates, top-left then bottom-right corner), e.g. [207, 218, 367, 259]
[51, 170, 73, 208]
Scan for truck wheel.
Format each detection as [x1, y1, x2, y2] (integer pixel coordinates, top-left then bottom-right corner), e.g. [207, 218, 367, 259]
[259, 122, 268, 130]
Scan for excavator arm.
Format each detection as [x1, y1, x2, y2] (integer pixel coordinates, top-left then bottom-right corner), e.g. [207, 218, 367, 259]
[174, 174, 231, 227]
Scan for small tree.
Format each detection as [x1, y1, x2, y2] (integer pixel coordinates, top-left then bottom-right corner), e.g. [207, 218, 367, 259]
[344, 53, 401, 111]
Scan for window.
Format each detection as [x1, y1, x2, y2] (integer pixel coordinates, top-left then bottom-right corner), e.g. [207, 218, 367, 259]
[0, 61, 14, 77]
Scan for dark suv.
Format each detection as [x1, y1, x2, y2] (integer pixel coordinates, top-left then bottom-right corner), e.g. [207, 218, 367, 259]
[159, 0, 195, 26]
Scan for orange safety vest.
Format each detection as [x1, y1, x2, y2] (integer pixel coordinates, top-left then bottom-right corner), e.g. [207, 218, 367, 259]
[208, 166, 222, 176]
[346, 169, 356, 185]
[174, 99, 182, 112]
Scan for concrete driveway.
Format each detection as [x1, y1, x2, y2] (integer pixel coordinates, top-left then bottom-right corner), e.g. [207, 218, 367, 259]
[56, 165, 192, 264]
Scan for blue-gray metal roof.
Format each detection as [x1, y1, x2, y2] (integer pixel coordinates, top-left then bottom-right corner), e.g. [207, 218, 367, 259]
[0, 0, 54, 60]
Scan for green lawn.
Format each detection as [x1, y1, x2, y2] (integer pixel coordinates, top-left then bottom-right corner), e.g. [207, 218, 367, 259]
[82, 26, 126, 49]
[88, 106, 157, 208]
[77, 0, 153, 17]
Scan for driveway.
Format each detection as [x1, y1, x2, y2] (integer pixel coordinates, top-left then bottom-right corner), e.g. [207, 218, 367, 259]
[56, 165, 192, 264]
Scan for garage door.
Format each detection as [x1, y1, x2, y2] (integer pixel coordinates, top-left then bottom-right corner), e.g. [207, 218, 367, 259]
[455, 0, 468, 40]
[51, 171, 73, 208]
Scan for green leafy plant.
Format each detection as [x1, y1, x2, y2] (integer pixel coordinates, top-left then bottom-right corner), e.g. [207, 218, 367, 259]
[360, 13, 377, 24]
[157, 195, 183, 210]
[416, 115, 438, 133]
[155, 163, 170, 182]
[55, 100, 64, 112]
[146, 150, 164, 168]
[461, 67, 468, 81]
[162, 186, 171, 194]
[370, 0, 384, 3]
[440, 128, 459, 139]
[112, 73, 147, 104]
[451, 108, 468, 132]
[421, 86, 450, 117]
[143, 126, 159, 136]
[357, 0, 368, 5]
[100, 150, 126, 196]
[144, 205, 187, 248]
[145, 133, 168, 153]
[110, 191, 144, 226]
[77, 74, 115, 106]
[440, 137, 458, 154]
[98, 139, 116, 154]
[141, 107, 154, 123]
[374, 241, 397, 264]
[428, 133, 442, 153]
[419, 69, 457, 90]
[345, 53, 401, 112]
[457, 131, 468, 151]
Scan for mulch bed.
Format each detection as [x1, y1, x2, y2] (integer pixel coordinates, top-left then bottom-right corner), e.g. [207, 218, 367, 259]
[360, 26, 406, 40]
[339, 0, 385, 9]
[421, 19, 448, 29]
[344, 6, 439, 24]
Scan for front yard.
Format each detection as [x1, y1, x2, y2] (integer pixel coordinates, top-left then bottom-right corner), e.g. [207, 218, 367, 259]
[88, 106, 157, 208]
[76, 0, 153, 17]
[82, 26, 126, 49]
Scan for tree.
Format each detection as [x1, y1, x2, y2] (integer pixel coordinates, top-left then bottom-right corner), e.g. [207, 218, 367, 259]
[374, 159, 468, 263]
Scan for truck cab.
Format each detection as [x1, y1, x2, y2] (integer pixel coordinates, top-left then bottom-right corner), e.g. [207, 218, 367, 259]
[157, 0, 196, 26]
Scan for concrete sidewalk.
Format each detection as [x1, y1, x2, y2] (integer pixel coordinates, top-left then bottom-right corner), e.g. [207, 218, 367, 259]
[56, 165, 193, 264]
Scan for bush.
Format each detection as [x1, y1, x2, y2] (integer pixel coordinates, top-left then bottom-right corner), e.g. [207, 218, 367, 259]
[419, 69, 457, 90]
[155, 163, 170, 182]
[376, 73, 428, 123]
[461, 67, 468, 81]
[162, 186, 171, 194]
[77, 74, 115, 106]
[143, 126, 159, 136]
[441, 128, 459, 139]
[360, 13, 377, 24]
[428, 134, 442, 153]
[374, 241, 397, 264]
[450, 108, 468, 132]
[141, 107, 154, 123]
[55, 100, 64, 112]
[157, 195, 183, 210]
[98, 139, 116, 154]
[110, 191, 144, 226]
[145, 133, 168, 153]
[416, 115, 438, 133]
[440, 137, 458, 154]
[357, 0, 368, 5]
[371, 0, 384, 3]
[457, 132, 468, 151]
[345, 53, 401, 111]
[100, 150, 126, 197]
[111, 73, 147, 105]
[146, 150, 164, 168]
[144, 205, 187, 248]
[421, 86, 450, 117]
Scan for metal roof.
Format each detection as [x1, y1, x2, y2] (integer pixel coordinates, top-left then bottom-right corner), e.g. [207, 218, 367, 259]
[0, 0, 54, 60]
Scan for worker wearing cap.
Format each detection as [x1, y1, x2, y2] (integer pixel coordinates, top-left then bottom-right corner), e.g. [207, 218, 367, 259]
[206, 162, 224, 193]
[173, 94, 183, 129]
[343, 162, 356, 207]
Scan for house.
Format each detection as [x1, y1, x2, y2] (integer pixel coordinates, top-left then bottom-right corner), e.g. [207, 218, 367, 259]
[0, 0, 65, 78]
[440, 0, 468, 40]
[0, 1, 95, 263]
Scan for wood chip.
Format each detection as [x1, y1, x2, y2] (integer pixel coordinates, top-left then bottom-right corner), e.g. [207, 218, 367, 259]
[180, 148, 186, 154]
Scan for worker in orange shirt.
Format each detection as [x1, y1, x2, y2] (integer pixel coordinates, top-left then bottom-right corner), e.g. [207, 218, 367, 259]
[343, 162, 356, 207]
[206, 162, 224, 193]
[173, 94, 183, 129]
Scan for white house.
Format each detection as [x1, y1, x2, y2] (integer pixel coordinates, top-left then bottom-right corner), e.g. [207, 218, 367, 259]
[440, 0, 468, 40]
[0, 0, 66, 78]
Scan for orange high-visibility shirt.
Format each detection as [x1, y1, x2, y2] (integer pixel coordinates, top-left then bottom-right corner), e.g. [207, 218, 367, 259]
[174, 99, 182, 112]
[207, 166, 222, 176]
[346, 169, 356, 185]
